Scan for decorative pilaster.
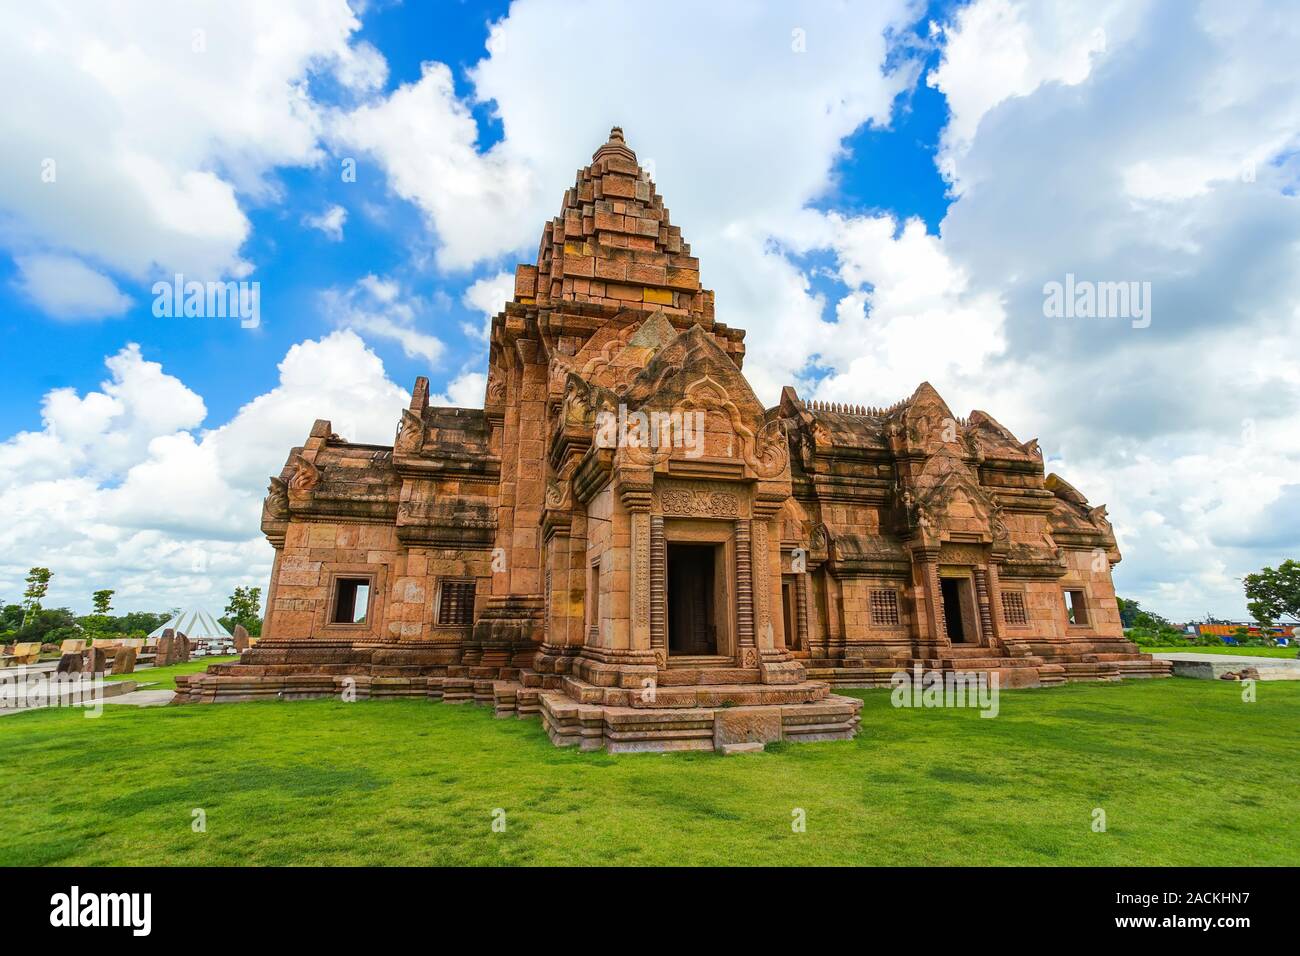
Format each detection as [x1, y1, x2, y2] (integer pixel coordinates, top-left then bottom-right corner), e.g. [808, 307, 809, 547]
[922, 555, 948, 643]
[795, 570, 809, 652]
[631, 509, 651, 652]
[735, 519, 754, 660]
[825, 571, 844, 658]
[262, 549, 282, 637]
[974, 567, 994, 645]
[751, 518, 771, 649]
[985, 563, 1005, 645]
[650, 515, 666, 666]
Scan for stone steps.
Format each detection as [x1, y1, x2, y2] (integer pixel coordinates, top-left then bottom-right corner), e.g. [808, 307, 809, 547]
[1113, 658, 1174, 678]
[535, 687, 862, 754]
[557, 672, 830, 708]
[665, 654, 732, 668]
[176, 661, 863, 755]
[652, 666, 761, 686]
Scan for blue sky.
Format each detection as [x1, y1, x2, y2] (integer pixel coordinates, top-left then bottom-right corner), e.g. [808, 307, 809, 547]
[0, 1, 509, 433]
[1, 0, 1298, 620]
[0, 0, 956, 436]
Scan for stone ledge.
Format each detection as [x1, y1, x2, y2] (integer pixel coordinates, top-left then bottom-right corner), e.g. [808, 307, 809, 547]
[173, 667, 864, 754]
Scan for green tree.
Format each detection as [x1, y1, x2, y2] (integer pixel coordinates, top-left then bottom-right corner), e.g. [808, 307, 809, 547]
[80, 588, 118, 637]
[1117, 597, 1141, 628]
[1244, 559, 1300, 626]
[110, 610, 171, 637]
[1118, 597, 1173, 631]
[92, 589, 115, 615]
[14, 607, 80, 644]
[222, 586, 262, 636]
[21, 567, 52, 628]
[0, 603, 24, 642]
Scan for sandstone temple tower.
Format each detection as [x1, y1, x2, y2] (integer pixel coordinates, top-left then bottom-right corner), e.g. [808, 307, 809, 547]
[177, 128, 1169, 750]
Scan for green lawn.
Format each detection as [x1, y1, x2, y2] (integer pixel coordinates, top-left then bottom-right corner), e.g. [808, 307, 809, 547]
[106, 656, 239, 691]
[1145, 645, 1298, 658]
[1, 679, 1296, 866]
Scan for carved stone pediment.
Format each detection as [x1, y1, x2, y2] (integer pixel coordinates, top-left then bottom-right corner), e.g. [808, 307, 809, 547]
[896, 445, 1000, 543]
[891, 382, 959, 456]
[1045, 472, 1117, 544]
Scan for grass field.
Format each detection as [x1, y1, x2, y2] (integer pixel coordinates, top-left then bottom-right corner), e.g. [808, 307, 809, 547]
[1145, 645, 1298, 658]
[105, 657, 239, 691]
[2, 678, 1296, 866]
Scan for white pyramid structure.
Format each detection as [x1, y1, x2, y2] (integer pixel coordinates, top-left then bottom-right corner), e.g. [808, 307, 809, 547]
[148, 607, 232, 640]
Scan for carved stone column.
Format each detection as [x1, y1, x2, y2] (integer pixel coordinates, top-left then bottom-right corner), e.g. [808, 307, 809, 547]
[753, 507, 803, 683]
[508, 338, 547, 600]
[751, 517, 771, 652]
[630, 508, 652, 653]
[985, 562, 1005, 647]
[535, 512, 579, 674]
[734, 519, 754, 660]
[795, 570, 810, 652]
[824, 571, 844, 659]
[262, 549, 282, 637]
[974, 567, 994, 645]
[918, 552, 947, 644]
[650, 515, 666, 667]
[489, 345, 519, 600]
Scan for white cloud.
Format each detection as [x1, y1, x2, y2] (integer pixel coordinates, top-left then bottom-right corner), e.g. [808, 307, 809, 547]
[330, 61, 539, 271]
[926, 0, 1141, 190]
[0, 331, 408, 613]
[12, 254, 132, 319]
[320, 274, 444, 363]
[431, 371, 487, 408]
[460, 270, 513, 341]
[0, 1, 377, 316]
[910, 0, 1300, 618]
[336, 0, 921, 390]
[303, 204, 348, 240]
[804, 213, 1010, 413]
[4, 0, 1296, 623]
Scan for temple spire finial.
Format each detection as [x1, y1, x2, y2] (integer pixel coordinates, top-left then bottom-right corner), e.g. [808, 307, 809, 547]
[593, 125, 637, 163]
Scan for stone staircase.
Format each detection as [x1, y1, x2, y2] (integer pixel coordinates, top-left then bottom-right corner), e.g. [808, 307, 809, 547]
[175, 652, 863, 755]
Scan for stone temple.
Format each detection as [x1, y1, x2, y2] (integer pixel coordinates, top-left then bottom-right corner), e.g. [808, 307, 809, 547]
[177, 128, 1170, 751]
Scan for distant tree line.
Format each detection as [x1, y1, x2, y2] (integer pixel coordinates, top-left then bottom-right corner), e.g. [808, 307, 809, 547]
[1120, 557, 1300, 649]
[1, 567, 261, 645]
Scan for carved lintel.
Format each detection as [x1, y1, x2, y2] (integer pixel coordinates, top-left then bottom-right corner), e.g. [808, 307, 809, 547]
[656, 482, 739, 518]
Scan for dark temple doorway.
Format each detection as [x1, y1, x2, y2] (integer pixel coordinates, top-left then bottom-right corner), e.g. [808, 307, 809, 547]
[941, 577, 970, 643]
[667, 543, 717, 655]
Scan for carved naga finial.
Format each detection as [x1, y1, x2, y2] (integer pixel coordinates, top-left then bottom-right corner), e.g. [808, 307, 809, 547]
[288, 454, 320, 492]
